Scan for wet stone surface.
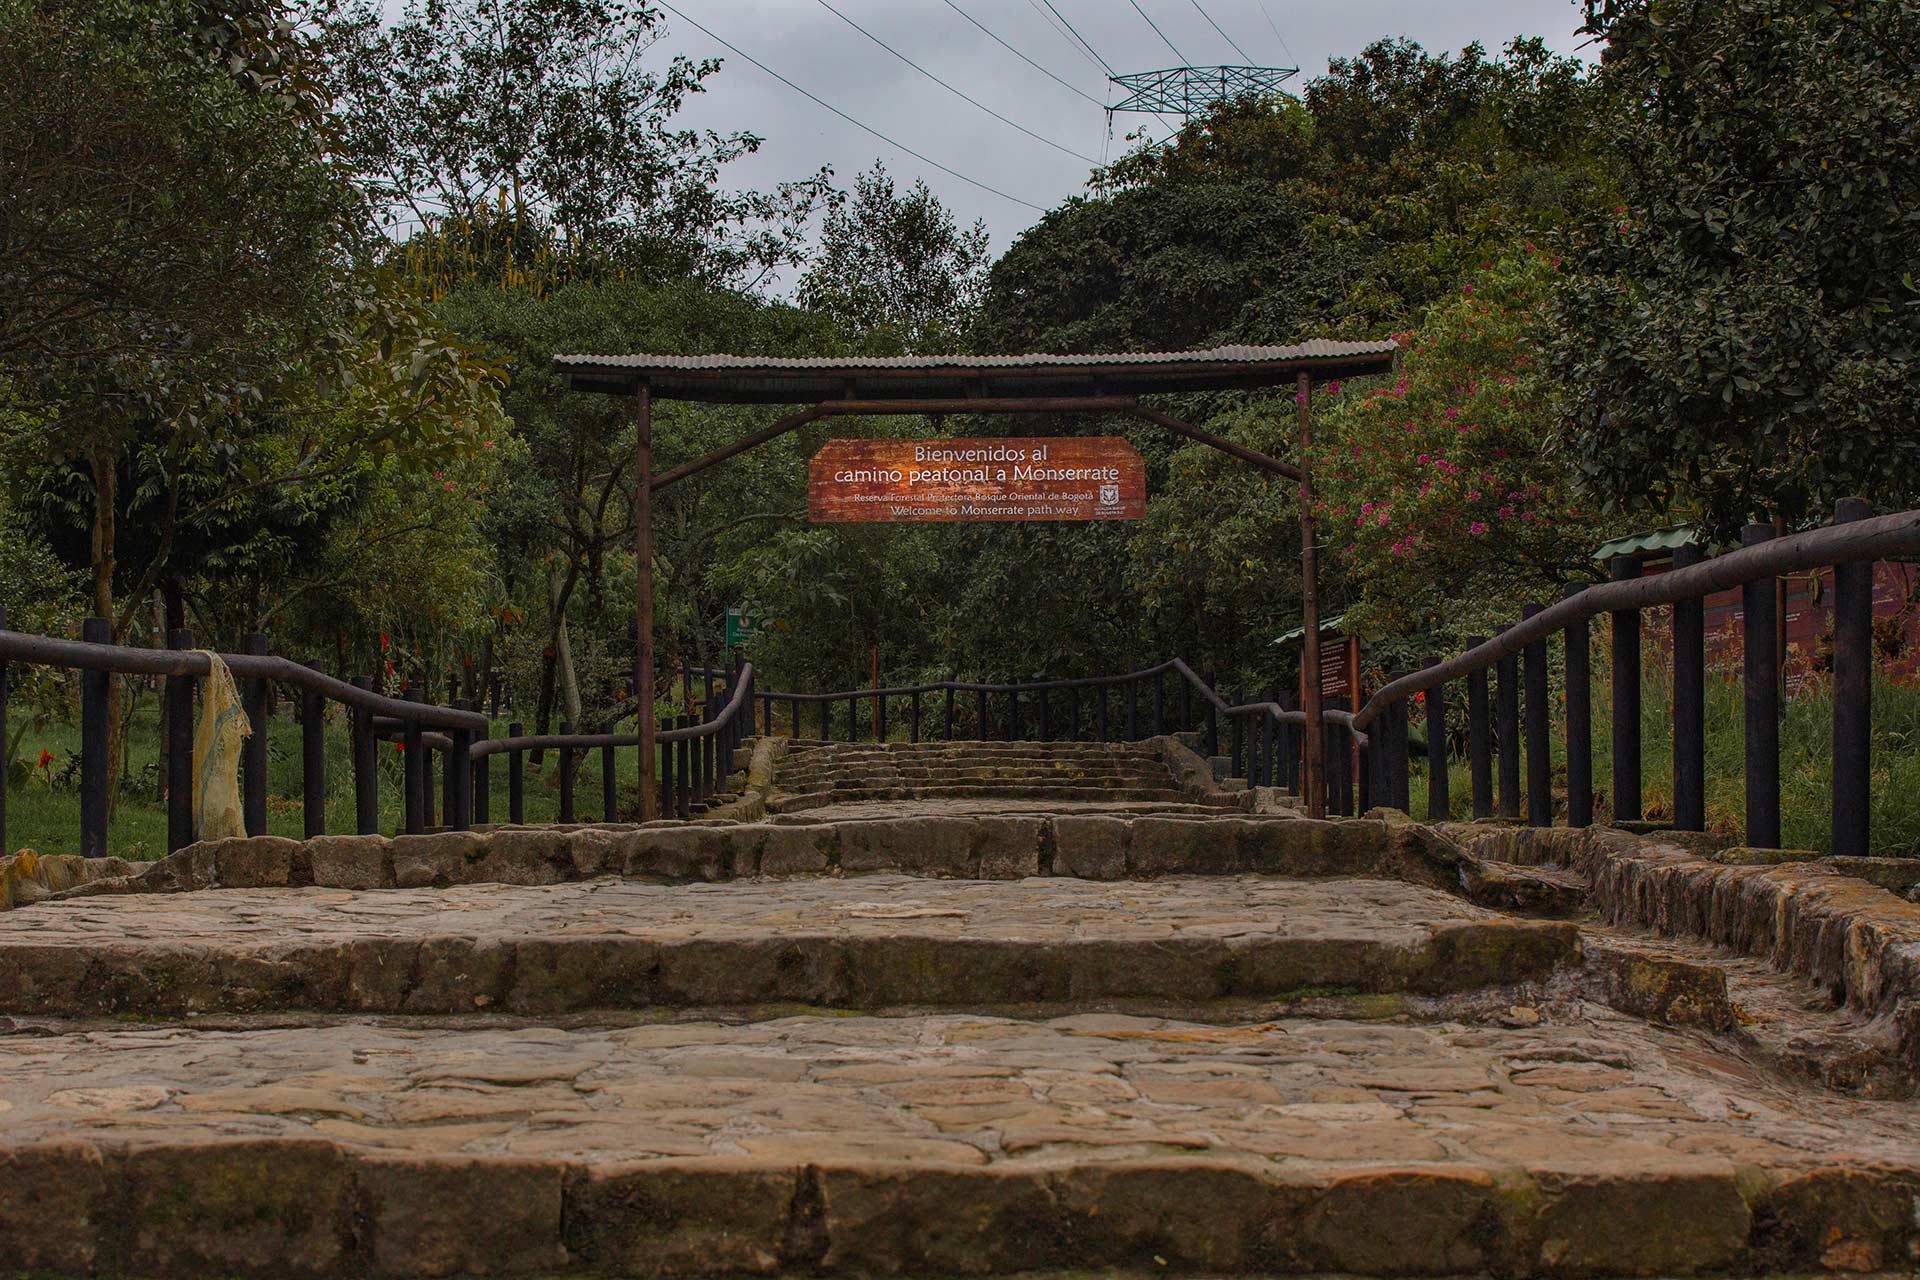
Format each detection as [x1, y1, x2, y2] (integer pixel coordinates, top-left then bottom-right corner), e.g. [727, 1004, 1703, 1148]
[0, 875, 1578, 1015]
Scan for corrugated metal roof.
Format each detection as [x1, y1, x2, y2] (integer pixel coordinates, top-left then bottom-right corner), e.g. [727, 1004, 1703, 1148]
[553, 341, 1400, 403]
[1594, 526, 1700, 562]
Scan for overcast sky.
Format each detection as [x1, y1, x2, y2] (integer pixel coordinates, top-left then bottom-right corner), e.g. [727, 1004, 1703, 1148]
[657, 0, 1597, 263]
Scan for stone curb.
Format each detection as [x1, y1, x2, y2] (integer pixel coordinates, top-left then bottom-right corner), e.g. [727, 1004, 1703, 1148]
[3, 1138, 1916, 1277]
[1444, 822, 1920, 1076]
[39, 813, 1481, 900]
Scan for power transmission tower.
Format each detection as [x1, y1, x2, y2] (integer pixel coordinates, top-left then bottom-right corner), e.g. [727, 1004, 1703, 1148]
[1107, 64, 1297, 123]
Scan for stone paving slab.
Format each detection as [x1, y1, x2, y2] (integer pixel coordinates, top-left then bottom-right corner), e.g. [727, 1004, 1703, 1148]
[2, 1010, 1918, 1276]
[0, 876, 1576, 1016]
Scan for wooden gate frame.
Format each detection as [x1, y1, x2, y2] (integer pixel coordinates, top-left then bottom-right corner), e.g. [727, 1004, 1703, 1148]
[553, 344, 1399, 819]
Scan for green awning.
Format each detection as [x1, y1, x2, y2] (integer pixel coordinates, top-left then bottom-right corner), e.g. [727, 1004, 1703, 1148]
[1593, 525, 1699, 562]
[1271, 613, 1349, 647]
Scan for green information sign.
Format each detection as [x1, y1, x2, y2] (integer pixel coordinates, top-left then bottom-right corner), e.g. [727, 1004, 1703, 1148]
[725, 607, 763, 648]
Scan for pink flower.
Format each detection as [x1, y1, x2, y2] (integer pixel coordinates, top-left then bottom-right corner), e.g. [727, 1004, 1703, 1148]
[1470, 522, 1488, 536]
[483, 439, 496, 450]
[1327, 381, 1343, 395]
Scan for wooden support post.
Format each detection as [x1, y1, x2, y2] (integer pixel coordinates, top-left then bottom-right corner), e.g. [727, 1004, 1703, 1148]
[508, 722, 525, 824]
[1006, 689, 1017, 742]
[1126, 680, 1138, 740]
[1671, 546, 1706, 832]
[1152, 673, 1165, 736]
[1068, 684, 1080, 741]
[242, 632, 269, 836]
[167, 628, 196, 852]
[1832, 498, 1873, 857]
[1205, 672, 1219, 758]
[1423, 657, 1448, 822]
[1466, 638, 1492, 819]
[1386, 679, 1411, 814]
[1036, 687, 1049, 741]
[352, 676, 377, 835]
[945, 687, 955, 740]
[633, 383, 657, 820]
[1325, 695, 1350, 816]
[402, 689, 424, 834]
[1096, 684, 1109, 741]
[449, 699, 473, 831]
[80, 617, 109, 857]
[1495, 628, 1520, 819]
[1562, 586, 1593, 828]
[474, 750, 490, 825]
[602, 736, 618, 822]
[1742, 523, 1780, 847]
[558, 722, 576, 823]
[1296, 371, 1325, 818]
[1610, 555, 1643, 822]
[302, 660, 326, 839]
[911, 690, 921, 743]
[1522, 604, 1551, 827]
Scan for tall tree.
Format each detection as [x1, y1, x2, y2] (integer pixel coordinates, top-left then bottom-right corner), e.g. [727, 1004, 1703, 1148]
[1552, 0, 1920, 536]
[798, 161, 992, 353]
[328, 0, 832, 291]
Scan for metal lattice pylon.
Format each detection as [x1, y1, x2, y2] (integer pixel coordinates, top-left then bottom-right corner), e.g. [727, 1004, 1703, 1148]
[1107, 64, 1298, 122]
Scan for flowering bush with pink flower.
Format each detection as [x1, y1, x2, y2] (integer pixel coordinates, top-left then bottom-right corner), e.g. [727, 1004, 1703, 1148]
[1315, 251, 1607, 636]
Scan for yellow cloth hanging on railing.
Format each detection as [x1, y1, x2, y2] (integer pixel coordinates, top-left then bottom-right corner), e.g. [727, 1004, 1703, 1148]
[192, 651, 251, 840]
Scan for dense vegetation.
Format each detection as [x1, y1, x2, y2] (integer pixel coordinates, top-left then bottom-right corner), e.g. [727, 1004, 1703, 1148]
[2, 0, 1914, 848]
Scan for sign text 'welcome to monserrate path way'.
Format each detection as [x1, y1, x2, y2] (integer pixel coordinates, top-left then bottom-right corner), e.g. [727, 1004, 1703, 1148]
[808, 438, 1146, 523]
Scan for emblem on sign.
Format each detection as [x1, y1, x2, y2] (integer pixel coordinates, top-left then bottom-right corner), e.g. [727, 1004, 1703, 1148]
[1099, 483, 1120, 507]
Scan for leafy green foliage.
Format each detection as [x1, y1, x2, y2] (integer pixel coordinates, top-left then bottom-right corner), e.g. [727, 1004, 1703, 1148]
[1552, 0, 1920, 536]
[328, 0, 832, 289]
[798, 162, 992, 354]
[1317, 252, 1607, 638]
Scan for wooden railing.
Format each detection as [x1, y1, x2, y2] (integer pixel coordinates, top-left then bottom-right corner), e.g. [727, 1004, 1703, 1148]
[0, 615, 751, 852]
[1347, 500, 1916, 854]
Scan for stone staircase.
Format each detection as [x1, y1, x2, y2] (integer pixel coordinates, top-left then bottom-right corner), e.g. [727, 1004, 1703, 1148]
[769, 738, 1240, 813]
[0, 812, 1917, 1276]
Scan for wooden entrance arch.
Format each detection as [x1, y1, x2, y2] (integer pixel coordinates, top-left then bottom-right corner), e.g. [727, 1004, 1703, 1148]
[553, 342, 1398, 819]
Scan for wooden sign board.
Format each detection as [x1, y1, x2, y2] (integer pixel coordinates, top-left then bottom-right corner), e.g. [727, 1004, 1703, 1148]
[808, 437, 1146, 523]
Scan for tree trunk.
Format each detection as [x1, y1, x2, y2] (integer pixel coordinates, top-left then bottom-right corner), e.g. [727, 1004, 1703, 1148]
[556, 613, 584, 727]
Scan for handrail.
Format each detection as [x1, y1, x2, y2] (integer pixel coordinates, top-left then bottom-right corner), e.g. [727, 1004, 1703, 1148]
[1353, 508, 1920, 730]
[472, 664, 755, 758]
[0, 630, 486, 732]
[723, 655, 1362, 736]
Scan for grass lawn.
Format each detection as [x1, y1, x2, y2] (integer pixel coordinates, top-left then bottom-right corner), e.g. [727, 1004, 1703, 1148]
[5, 697, 661, 862]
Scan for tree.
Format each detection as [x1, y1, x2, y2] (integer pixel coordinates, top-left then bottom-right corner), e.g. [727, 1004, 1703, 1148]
[1316, 251, 1607, 638]
[328, 0, 832, 291]
[798, 162, 991, 353]
[1552, 0, 1920, 536]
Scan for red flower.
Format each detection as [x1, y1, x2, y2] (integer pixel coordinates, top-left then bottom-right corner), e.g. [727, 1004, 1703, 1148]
[395, 743, 405, 755]
[36, 749, 53, 771]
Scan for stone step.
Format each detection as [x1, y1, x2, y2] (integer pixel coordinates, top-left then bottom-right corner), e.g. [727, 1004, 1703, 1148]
[4, 1010, 1917, 1278]
[775, 765, 1176, 786]
[0, 875, 1577, 1018]
[768, 785, 1209, 812]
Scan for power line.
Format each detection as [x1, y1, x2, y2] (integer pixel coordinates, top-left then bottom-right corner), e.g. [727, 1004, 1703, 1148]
[810, 0, 1098, 164]
[1255, 0, 1298, 67]
[1039, 0, 1116, 77]
[1126, 0, 1188, 64]
[655, 1, 1046, 213]
[1187, 0, 1253, 63]
[1022, 0, 1100, 72]
[937, 0, 1105, 107]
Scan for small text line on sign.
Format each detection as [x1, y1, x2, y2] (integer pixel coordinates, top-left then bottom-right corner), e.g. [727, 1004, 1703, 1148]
[808, 437, 1146, 523]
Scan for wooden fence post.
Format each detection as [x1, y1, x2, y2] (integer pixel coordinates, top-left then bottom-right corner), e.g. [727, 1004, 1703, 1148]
[1423, 656, 1448, 822]
[242, 632, 269, 836]
[1495, 628, 1520, 819]
[1741, 523, 1781, 847]
[302, 660, 326, 839]
[1832, 497, 1873, 856]
[1610, 555, 1643, 822]
[1466, 637, 1492, 819]
[166, 628, 197, 852]
[1562, 585, 1593, 828]
[1522, 604, 1551, 826]
[79, 617, 110, 857]
[1672, 545, 1707, 831]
